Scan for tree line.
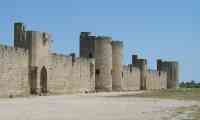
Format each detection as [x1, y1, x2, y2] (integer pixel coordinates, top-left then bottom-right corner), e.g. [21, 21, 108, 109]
[179, 80, 200, 88]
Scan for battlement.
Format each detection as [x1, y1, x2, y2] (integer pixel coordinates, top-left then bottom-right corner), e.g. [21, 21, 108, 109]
[123, 64, 140, 72]
[80, 32, 96, 37]
[157, 59, 178, 65]
[136, 59, 147, 64]
[96, 36, 112, 41]
[148, 69, 166, 76]
[111, 41, 123, 47]
[132, 54, 147, 65]
[26, 31, 51, 40]
[0, 44, 28, 57]
[50, 52, 95, 66]
[75, 57, 95, 64]
[51, 53, 72, 61]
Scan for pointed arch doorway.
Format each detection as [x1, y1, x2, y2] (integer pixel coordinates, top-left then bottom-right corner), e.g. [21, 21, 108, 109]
[40, 66, 47, 94]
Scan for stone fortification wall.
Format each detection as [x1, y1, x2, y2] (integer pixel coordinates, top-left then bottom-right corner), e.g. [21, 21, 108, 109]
[0, 45, 29, 97]
[122, 65, 141, 91]
[146, 70, 167, 90]
[48, 53, 95, 94]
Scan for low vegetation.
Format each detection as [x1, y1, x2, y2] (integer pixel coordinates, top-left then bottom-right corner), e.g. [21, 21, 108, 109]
[179, 81, 200, 88]
[123, 88, 200, 120]
[173, 105, 200, 120]
[132, 88, 200, 101]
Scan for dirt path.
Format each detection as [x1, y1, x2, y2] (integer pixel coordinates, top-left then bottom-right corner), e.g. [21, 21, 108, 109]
[0, 92, 198, 120]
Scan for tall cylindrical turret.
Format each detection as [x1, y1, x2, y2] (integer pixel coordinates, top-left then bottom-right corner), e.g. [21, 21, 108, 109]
[111, 41, 123, 91]
[95, 36, 112, 91]
[169, 62, 179, 88]
[140, 60, 147, 90]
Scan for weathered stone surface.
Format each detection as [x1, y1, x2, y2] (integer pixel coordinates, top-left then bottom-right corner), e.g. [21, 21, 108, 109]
[146, 70, 167, 90]
[0, 23, 179, 97]
[122, 65, 141, 91]
[95, 37, 112, 91]
[111, 41, 123, 91]
[157, 59, 179, 89]
[0, 45, 29, 97]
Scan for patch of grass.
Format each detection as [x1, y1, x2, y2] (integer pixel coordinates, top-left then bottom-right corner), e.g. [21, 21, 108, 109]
[174, 105, 200, 120]
[131, 88, 200, 101]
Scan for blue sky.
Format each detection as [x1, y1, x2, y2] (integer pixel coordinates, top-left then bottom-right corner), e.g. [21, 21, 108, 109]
[0, 0, 200, 82]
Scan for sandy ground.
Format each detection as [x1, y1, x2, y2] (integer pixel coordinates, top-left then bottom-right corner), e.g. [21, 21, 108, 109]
[0, 92, 198, 120]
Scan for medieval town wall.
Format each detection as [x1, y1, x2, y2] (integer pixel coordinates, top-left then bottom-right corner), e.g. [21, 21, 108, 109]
[0, 45, 29, 97]
[0, 23, 179, 97]
[146, 70, 167, 90]
[122, 65, 141, 91]
[48, 53, 95, 94]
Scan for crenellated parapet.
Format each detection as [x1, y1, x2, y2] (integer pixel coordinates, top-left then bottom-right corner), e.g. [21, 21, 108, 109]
[0, 44, 28, 57]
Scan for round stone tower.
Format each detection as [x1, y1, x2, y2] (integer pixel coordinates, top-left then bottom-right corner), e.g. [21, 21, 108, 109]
[95, 36, 112, 91]
[111, 41, 123, 91]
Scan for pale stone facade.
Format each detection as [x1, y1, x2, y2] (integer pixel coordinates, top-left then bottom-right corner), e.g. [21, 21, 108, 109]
[157, 59, 179, 89]
[0, 46, 29, 97]
[95, 37, 113, 91]
[146, 70, 167, 90]
[122, 65, 141, 91]
[112, 41, 123, 91]
[0, 22, 179, 97]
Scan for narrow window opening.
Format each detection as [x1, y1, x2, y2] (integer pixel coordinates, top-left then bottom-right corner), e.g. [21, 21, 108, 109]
[89, 53, 93, 58]
[70, 53, 76, 66]
[90, 63, 94, 77]
[95, 69, 100, 75]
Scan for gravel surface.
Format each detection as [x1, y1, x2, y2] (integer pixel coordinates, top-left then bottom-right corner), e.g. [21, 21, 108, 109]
[0, 92, 198, 120]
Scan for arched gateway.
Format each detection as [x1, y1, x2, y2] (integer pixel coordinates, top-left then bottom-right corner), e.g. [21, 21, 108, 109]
[40, 66, 47, 94]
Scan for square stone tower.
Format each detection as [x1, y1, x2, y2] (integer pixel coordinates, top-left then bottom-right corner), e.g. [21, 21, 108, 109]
[80, 32, 96, 58]
[157, 59, 179, 89]
[14, 22, 52, 94]
[14, 22, 28, 49]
